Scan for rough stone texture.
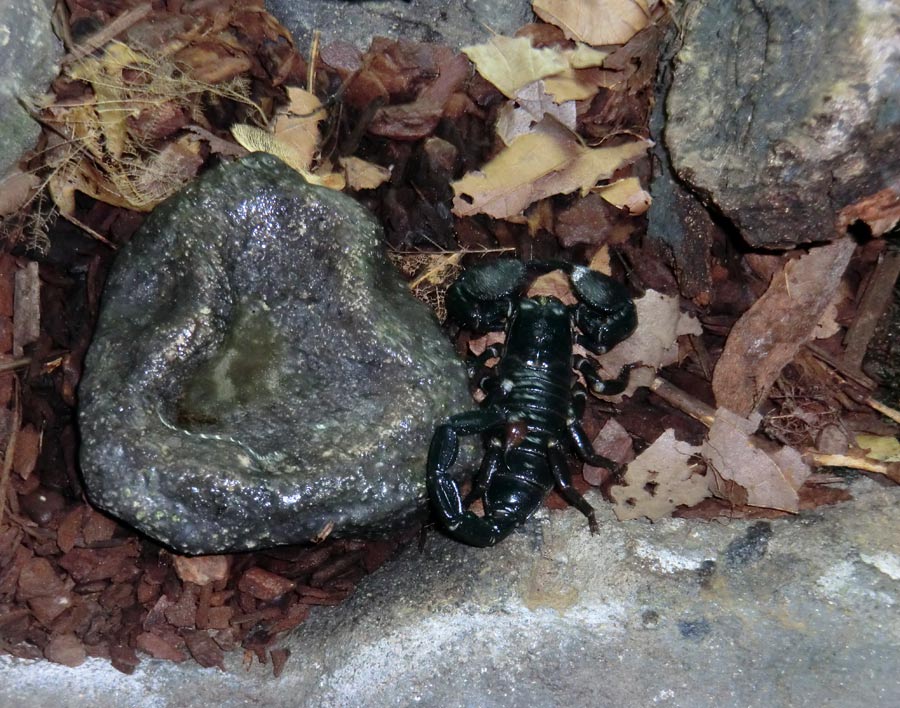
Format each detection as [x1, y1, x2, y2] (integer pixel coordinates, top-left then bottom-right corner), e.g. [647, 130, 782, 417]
[2, 478, 898, 706]
[665, 0, 900, 248]
[266, 0, 534, 51]
[79, 153, 474, 554]
[0, 0, 63, 177]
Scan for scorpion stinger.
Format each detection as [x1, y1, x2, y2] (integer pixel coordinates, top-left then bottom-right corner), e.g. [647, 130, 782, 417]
[426, 257, 638, 547]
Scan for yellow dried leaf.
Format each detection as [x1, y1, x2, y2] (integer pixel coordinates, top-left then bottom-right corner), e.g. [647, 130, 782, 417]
[340, 156, 391, 190]
[566, 43, 610, 69]
[452, 125, 649, 219]
[855, 434, 900, 462]
[273, 88, 325, 173]
[231, 123, 308, 172]
[451, 131, 575, 218]
[533, 0, 651, 46]
[534, 137, 651, 199]
[542, 66, 601, 102]
[596, 177, 652, 214]
[462, 35, 568, 98]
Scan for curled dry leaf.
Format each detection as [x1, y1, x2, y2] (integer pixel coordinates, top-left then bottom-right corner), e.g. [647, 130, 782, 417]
[462, 35, 568, 98]
[703, 408, 811, 513]
[533, 0, 653, 47]
[610, 429, 707, 521]
[595, 177, 651, 214]
[712, 239, 856, 416]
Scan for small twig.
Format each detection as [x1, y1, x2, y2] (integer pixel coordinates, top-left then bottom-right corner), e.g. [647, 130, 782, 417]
[843, 250, 900, 370]
[804, 342, 876, 390]
[866, 397, 900, 426]
[307, 30, 321, 92]
[62, 3, 153, 65]
[59, 212, 117, 249]
[649, 376, 715, 427]
[0, 378, 22, 527]
[806, 450, 900, 483]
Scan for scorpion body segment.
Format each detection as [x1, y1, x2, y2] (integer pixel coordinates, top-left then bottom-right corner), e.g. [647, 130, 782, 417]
[427, 259, 637, 547]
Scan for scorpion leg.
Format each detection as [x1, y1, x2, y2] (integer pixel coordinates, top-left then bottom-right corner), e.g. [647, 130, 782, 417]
[574, 356, 632, 396]
[547, 442, 599, 534]
[566, 390, 622, 474]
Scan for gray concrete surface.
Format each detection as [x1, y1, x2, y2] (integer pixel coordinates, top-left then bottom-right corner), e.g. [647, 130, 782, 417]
[2, 477, 897, 707]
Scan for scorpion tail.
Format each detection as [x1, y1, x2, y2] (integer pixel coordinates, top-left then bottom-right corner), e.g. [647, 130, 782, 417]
[428, 433, 524, 547]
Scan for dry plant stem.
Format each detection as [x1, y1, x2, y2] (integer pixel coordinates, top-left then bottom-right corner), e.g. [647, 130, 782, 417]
[307, 30, 321, 92]
[649, 376, 715, 427]
[61, 213, 116, 249]
[0, 378, 21, 527]
[807, 451, 900, 483]
[866, 397, 900, 425]
[804, 342, 876, 390]
[0, 357, 32, 374]
[843, 250, 900, 369]
[62, 3, 153, 64]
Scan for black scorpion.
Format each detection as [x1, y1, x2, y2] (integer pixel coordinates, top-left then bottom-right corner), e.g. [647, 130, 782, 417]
[426, 258, 637, 547]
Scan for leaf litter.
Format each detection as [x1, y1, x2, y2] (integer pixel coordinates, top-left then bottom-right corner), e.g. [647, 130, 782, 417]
[1, 0, 898, 678]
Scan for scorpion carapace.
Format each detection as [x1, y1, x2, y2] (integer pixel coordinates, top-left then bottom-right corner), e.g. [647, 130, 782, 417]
[427, 258, 637, 547]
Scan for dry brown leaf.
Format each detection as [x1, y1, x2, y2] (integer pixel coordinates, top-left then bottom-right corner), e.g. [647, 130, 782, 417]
[611, 429, 706, 520]
[712, 239, 856, 416]
[527, 270, 577, 303]
[533, 0, 652, 47]
[542, 66, 602, 102]
[451, 128, 649, 219]
[462, 35, 568, 98]
[451, 131, 574, 217]
[273, 87, 326, 171]
[596, 289, 702, 394]
[340, 156, 391, 191]
[495, 82, 577, 146]
[703, 408, 811, 513]
[595, 177, 651, 214]
[583, 418, 634, 485]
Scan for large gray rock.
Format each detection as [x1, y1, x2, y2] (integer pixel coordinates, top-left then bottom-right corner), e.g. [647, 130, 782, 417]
[665, 0, 900, 248]
[0, 0, 63, 176]
[79, 153, 474, 554]
[266, 0, 534, 51]
[2, 478, 897, 706]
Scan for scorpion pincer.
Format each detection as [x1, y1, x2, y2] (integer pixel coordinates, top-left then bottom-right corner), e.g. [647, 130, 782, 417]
[426, 258, 637, 547]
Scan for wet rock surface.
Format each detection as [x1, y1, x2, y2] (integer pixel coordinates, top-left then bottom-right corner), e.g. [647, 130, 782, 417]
[266, 0, 534, 51]
[664, 0, 900, 248]
[0, 0, 63, 176]
[3, 478, 898, 706]
[79, 152, 473, 554]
